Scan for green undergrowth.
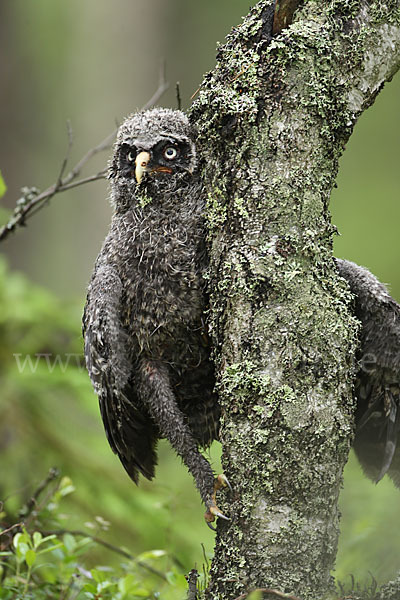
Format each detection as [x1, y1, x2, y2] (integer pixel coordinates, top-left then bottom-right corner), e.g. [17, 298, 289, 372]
[0, 472, 191, 599]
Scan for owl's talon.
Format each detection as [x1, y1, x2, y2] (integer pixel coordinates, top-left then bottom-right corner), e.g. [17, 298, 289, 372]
[214, 509, 230, 521]
[204, 473, 232, 528]
[204, 504, 230, 528]
[217, 473, 232, 493]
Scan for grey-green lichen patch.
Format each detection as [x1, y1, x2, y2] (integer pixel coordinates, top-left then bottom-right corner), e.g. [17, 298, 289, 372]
[378, 574, 400, 599]
[362, 0, 400, 25]
[232, 196, 249, 220]
[219, 361, 272, 410]
[205, 188, 228, 232]
[137, 193, 152, 208]
[327, 0, 363, 19]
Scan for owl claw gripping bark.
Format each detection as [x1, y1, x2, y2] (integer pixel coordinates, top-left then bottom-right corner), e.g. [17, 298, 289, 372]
[204, 474, 232, 530]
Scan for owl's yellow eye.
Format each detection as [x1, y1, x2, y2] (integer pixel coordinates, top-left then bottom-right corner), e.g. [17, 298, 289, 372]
[163, 146, 178, 160]
[127, 150, 135, 162]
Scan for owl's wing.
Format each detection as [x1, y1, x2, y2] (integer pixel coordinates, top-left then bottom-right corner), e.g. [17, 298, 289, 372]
[335, 258, 400, 485]
[83, 263, 158, 483]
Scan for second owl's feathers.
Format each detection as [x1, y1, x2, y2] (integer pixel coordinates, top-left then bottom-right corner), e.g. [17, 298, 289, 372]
[336, 258, 400, 485]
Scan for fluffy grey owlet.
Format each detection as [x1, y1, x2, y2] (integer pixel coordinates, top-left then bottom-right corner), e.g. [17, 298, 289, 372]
[83, 108, 228, 527]
[83, 108, 400, 527]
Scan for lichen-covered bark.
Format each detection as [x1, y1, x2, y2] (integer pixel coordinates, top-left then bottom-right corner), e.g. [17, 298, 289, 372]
[190, 1, 400, 599]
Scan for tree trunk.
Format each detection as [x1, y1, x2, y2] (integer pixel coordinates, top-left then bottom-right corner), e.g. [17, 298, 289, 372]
[190, 1, 400, 598]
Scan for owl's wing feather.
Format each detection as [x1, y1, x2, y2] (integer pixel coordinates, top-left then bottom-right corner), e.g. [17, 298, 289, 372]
[83, 263, 158, 483]
[377, 390, 399, 481]
[335, 258, 400, 484]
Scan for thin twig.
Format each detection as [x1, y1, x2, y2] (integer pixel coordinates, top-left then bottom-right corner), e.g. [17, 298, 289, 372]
[25, 480, 63, 532]
[24, 171, 107, 223]
[234, 588, 302, 600]
[190, 86, 200, 101]
[19, 467, 60, 520]
[0, 468, 60, 562]
[176, 81, 182, 111]
[0, 522, 23, 538]
[230, 61, 255, 84]
[0, 68, 169, 243]
[43, 529, 168, 581]
[200, 543, 209, 569]
[62, 133, 115, 188]
[56, 120, 73, 188]
[1, 469, 167, 583]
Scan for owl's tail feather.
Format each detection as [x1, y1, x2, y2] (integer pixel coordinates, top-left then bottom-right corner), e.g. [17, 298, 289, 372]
[100, 375, 159, 484]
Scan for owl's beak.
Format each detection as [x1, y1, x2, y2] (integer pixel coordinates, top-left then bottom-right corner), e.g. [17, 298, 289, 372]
[135, 151, 151, 184]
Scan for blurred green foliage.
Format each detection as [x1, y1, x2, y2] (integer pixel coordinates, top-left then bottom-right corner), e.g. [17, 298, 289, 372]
[0, 173, 8, 224]
[0, 473, 191, 599]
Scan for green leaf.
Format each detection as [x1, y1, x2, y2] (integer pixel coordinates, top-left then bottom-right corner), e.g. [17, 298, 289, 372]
[13, 532, 29, 550]
[58, 476, 75, 497]
[130, 588, 151, 598]
[97, 580, 113, 592]
[138, 549, 166, 561]
[16, 542, 29, 558]
[165, 571, 187, 589]
[25, 549, 36, 567]
[32, 532, 43, 549]
[118, 573, 137, 595]
[62, 533, 77, 553]
[39, 534, 57, 545]
[0, 206, 11, 224]
[91, 568, 107, 584]
[37, 542, 63, 555]
[165, 571, 177, 586]
[83, 583, 97, 594]
[0, 171, 6, 199]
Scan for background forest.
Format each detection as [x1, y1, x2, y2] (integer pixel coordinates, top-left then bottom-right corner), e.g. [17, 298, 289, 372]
[0, 1, 399, 597]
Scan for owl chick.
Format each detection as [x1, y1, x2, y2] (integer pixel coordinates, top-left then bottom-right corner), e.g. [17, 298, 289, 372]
[83, 108, 228, 527]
